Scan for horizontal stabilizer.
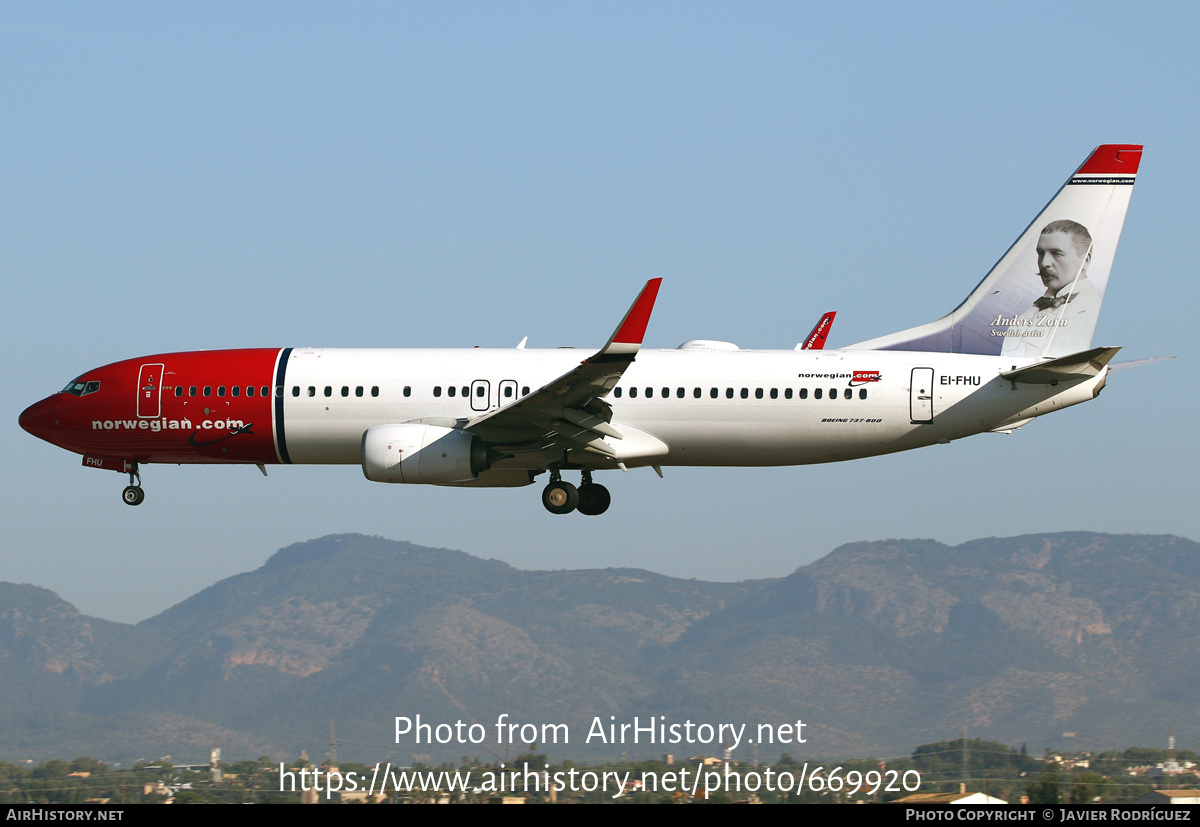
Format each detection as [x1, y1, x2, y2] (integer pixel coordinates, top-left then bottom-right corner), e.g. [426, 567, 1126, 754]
[1001, 346, 1121, 384]
[1108, 356, 1175, 373]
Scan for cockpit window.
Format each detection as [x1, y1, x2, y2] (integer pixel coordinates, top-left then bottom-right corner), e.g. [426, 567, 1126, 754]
[61, 379, 101, 397]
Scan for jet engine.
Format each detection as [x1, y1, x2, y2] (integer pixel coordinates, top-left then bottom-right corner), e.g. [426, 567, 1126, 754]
[361, 424, 491, 484]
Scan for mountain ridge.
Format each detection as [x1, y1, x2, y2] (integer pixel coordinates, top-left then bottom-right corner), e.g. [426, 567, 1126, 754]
[0, 531, 1195, 764]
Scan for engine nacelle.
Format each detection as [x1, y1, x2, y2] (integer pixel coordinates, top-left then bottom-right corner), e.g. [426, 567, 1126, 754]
[361, 424, 490, 484]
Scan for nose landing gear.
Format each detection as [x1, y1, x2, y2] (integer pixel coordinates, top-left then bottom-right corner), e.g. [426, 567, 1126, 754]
[541, 469, 610, 516]
[121, 463, 144, 506]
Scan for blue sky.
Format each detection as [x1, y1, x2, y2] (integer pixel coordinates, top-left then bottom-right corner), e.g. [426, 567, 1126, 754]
[3, 2, 1197, 623]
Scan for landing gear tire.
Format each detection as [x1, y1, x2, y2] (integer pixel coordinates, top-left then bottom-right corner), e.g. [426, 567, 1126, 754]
[122, 486, 145, 506]
[577, 483, 611, 516]
[542, 481, 579, 515]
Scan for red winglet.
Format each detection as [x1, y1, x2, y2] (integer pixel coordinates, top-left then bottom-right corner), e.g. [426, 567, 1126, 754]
[611, 278, 662, 345]
[801, 311, 836, 350]
[1076, 144, 1142, 175]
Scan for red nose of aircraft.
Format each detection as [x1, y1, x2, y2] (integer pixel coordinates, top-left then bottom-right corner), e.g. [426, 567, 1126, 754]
[19, 397, 60, 445]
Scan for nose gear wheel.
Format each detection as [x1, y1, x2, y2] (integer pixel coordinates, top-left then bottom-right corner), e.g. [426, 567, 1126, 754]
[121, 463, 144, 506]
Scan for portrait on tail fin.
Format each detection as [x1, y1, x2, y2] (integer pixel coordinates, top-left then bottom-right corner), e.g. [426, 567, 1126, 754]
[999, 219, 1099, 358]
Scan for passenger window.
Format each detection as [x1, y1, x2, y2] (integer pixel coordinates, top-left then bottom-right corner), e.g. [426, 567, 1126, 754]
[174, 387, 183, 397]
[630, 387, 638, 398]
[711, 388, 718, 398]
[504, 386, 513, 398]
[799, 388, 808, 399]
[677, 388, 684, 398]
[434, 386, 442, 398]
[726, 388, 733, 399]
[356, 386, 363, 397]
[292, 386, 300, 397]
[402, 386, 409, 397]
[693, 387, 701, 399]
[372, 386, 379, 397]
[770, 388, 778, 399]
[829, 387, 837, 399]
[522, 386, 530, 396]
[246, 386, 255, 397]
[231, 386, 240, 398]
[662, 387, 669, 398]
[755, 388, 763, 399]
[190, 386, 198, 397]
[217, 386, 225, 397]
[814, 388, 822, 400]
[740, 388, 749, 399]
[785, 388, 793, 399]
[340, 386, 348, 397]
[203, 386, 212, 397]
[476, 386, 484, 397]
[615, 387, 623, 398]
[859, 388, 867, 399]
[646, 387, 653, 398]
[308, 386, 315, 397]
[844, 388, 852, 400]
[448, 386, 456, 397]
[324, 386, 332, 397]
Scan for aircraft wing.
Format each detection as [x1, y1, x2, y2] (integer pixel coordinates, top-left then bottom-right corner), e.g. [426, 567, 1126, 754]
[465, 279, 662, 458]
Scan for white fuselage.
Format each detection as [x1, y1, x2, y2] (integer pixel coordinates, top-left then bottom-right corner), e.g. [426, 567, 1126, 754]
[278, 346, 1102, 469]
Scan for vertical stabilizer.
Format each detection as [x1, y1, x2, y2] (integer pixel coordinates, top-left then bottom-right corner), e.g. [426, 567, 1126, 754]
[848, 145, 1141, 358]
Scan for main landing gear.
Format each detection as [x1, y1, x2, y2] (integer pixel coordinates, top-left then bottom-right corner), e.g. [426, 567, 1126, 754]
[121, 463, 144, 507]
[542, 469, 610, 516]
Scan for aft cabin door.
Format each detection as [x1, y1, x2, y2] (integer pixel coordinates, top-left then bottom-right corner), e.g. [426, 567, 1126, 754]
[137, 363, 165, 418]
[910, 367, 934, 424]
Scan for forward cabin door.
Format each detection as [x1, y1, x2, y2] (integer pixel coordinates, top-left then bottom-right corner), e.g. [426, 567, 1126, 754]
[470, 379, 491, 412]
[137, 363, 165, 418]
[910, 367, 934, 424]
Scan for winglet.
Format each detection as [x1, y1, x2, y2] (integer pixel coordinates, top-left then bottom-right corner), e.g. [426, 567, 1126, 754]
[597, 279, 662, 358]
[798, 311, 836, 350]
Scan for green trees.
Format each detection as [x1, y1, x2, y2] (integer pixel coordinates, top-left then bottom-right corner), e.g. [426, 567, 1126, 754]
[1027, 765, 1061, 805]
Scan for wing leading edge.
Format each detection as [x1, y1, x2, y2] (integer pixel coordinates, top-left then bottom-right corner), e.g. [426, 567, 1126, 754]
[466, 279, 662, 459]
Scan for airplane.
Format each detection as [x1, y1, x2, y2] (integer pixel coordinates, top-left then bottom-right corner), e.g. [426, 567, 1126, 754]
[20, 145, 1148, 516]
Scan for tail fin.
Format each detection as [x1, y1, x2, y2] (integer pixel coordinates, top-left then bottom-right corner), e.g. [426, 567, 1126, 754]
[848, 145, 1141, 359]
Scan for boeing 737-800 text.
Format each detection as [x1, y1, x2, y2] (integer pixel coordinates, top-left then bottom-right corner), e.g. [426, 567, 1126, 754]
[20, 145, 1146, 515]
